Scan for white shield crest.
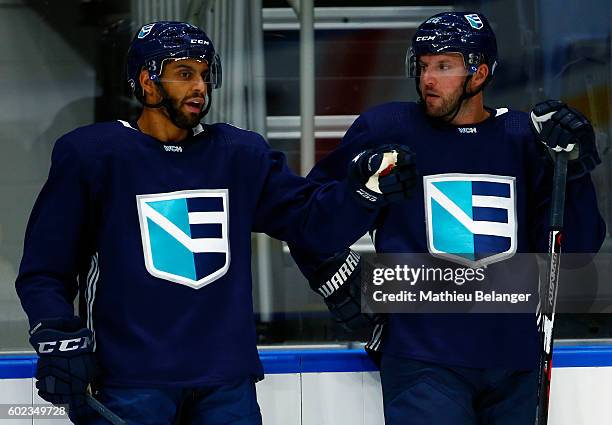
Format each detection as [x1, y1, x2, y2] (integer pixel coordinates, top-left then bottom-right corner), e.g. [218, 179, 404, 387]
[423, 174, 517, 267]
[137, 189, 230, 289]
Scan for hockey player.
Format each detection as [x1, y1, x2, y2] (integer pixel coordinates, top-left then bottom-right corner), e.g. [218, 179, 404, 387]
[289, 12, 606, 425]
[15, 22, 417, 424]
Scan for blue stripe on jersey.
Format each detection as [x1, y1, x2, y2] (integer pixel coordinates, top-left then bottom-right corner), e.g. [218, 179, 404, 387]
[472, 181, 510, 198]
[187, 197, 224, 212]
[472, 207, 508, 223]
[474, 234, 511, 260]
[194, 252, 227, 281]
[190, 223, 223, 239]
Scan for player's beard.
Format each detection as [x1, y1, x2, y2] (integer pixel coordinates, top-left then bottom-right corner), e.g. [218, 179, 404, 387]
[422, 81, 465, 120]
[165, 95, 204, 130]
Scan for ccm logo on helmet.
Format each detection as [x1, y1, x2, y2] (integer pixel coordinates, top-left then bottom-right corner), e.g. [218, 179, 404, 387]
[190, 39, 210, 45]
[416, 36, 436, 41]
[36, 336, 92, 354]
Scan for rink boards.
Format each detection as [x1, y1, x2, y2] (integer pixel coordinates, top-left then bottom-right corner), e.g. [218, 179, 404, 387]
[0, 345, 611, 424]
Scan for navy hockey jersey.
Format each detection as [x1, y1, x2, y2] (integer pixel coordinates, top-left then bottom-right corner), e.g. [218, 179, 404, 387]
[291, 102, 605, 369]
[16, 121, 378, 387]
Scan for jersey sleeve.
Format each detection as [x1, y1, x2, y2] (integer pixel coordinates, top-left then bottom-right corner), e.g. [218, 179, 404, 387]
[15, 135, 91, 327]
[307, 113, 375, 185]
[252, 140, 377, 254]
[286, 114, 376, 279]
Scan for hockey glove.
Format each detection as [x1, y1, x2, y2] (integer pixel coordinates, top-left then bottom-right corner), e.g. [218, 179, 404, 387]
[348, 144, 417, 208]
[29, 317, 98, 420]
[309, 249, 384, 331]
[530, 100, 601, 180]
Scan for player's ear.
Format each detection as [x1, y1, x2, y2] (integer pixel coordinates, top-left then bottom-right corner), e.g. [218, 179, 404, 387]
[470, 63, 489, 91]
[139, 69, 159, 103]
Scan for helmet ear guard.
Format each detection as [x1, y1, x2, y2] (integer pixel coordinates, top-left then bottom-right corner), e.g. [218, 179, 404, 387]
[208, 53, 222, 89]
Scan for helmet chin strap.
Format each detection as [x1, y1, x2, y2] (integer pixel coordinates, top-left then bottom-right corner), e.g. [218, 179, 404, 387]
[200, 85, 213, 118]
[440, 76, 473, 124]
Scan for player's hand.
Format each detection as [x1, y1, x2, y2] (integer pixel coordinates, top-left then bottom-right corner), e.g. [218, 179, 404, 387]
[309, 249, 384, 331]
[530, 100, 600, 178]
[348, 144, 417, 208]
[29, 317, 98, 420]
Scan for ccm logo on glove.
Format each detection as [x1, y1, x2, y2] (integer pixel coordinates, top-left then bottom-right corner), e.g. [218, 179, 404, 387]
[35, 336, 92, 354]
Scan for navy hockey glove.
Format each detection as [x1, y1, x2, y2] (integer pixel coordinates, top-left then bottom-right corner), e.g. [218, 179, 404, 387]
[530, 100, 601, 180]
[29, 317, 97, 420]
[309, 249, 384, 331]
[348, 144, 417, 208]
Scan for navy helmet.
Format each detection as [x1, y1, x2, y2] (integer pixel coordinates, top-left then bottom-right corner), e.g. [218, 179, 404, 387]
[407, 12, 497, 85]
[127, 21, 222, 109]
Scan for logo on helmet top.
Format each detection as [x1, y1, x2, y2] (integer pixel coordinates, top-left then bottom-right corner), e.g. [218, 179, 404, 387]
[138, 23, 156, 39]
[464, 14, 483, 30]
[416, 36, 436, 41]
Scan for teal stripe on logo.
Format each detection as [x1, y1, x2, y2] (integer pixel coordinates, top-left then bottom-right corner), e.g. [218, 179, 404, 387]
[148, 217, 196, 280]
[431, 198, 475, 260]
[432, 181, 473, 218]
[147, 198, 191, 236]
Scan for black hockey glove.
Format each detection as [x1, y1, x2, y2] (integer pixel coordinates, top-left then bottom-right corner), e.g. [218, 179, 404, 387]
[29, 317, 98, 420]
[309, 249, 384, 331]
[530, 100, 601, 180]
[348, 144, 417, 208]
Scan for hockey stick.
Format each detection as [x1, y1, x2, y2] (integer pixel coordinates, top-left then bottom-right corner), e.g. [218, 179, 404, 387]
[86, 394, 127, 425]
[535, 150, 569, 425]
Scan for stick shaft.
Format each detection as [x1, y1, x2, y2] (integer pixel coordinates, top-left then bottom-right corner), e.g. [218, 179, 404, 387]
[535, 151, 569, 425]
[86, 394, 127, 425]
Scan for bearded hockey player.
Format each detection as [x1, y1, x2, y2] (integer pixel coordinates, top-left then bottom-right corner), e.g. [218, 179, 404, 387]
[290, 12, 605, 425]
[15, 21, 417, 424]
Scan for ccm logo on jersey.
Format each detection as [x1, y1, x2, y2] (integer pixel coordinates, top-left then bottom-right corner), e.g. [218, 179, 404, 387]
[416, 36, 436, 41]
[36, 336, 92, 354]
[458, 127, 477, 134]
[318, 251, 360, 297]
[164, 145, 183, 153]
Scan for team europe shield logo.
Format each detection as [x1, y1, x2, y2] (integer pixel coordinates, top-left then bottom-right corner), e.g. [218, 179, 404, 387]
[464, 14, 484, 30]
[424, 174, 517, 267]
[137, 189, 230, 289]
